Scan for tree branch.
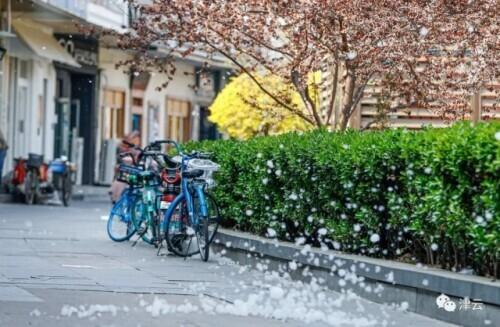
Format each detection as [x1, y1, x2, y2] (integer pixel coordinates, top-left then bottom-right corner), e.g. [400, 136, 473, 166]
[204, 40, 315, 125]
[291, 71, 322, 126]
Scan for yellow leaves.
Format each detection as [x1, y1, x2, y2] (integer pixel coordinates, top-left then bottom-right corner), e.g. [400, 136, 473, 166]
[209, 73, 313, 139]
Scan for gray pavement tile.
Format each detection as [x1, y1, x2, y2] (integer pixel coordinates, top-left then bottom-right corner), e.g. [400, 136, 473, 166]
[0, 201, 458, 327]
[0, 289, 308, 327]
[0, 285, 43, 302]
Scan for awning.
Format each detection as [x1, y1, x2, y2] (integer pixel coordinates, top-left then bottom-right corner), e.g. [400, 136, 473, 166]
[12, 20, 80, 68]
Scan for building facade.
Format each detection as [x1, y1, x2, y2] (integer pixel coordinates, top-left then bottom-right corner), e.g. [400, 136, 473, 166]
[0, 0, 229, 185]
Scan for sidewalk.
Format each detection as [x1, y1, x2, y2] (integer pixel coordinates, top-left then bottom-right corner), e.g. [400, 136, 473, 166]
[72, 184, 110, 201]
[0, 184, 110, 203]
[0, 200, 455, 327]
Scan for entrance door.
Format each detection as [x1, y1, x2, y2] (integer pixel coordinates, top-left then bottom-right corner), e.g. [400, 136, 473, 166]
[199, 106, 219, 140]
[54, 98, 71, 158]
[70, 99, 81, 160]
[71, 74, 97, 185]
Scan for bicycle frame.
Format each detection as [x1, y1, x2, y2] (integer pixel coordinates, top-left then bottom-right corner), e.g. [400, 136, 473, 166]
[134, 171, 161, 244]
[107, 186, 139, 242]
[161, 154, 209, 233]
[117, 187, 138, 223]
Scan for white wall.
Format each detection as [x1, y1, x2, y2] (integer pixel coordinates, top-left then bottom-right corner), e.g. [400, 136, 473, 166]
[96, 49, 197, 182]
[30, 58, 56, 160]
[1, 55, 56, 176]
[95, 48, 132, 182]
[142, 60, 195, 145]
[97, 47, 131, 139]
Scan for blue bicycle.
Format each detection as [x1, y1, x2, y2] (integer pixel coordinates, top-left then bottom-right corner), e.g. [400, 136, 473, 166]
[161, 141, 220, 261]
[107, 186, 140, 242]
[107, 142, 162, 243]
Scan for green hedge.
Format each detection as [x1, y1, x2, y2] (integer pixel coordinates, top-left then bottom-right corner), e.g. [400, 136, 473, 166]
[187, 122, 500, 277]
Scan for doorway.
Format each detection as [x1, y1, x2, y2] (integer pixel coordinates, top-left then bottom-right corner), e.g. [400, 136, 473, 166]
[71, 74, 96, 184]
[199, 106, 220, 140]
[53, 98, 71, 158]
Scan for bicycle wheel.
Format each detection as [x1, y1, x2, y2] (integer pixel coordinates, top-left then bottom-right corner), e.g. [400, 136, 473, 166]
[24, 170, 37, 205]
[193, 193, 214, 261]
[197, 215, 210, 261]
[107, 192, 136, 242]
[61, 172, 72, 207]
[204, 193, 221, 244]
[130, 195, 155, 245]
[165, 198, 200, 257]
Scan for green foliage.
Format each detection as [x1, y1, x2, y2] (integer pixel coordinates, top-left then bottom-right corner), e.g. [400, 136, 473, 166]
[186, 122, 500, 277]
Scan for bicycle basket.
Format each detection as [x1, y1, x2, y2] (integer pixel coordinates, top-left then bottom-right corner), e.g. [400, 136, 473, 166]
[49, 160, 66, 174]
[186, 159, 220, 188]
[27, 153, 44, 168]
[117, 164, 144, 186]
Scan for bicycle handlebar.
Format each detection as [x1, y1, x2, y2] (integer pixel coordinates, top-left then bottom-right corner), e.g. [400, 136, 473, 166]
[151, 140, 182, 153]
[120, 139, 183, 169]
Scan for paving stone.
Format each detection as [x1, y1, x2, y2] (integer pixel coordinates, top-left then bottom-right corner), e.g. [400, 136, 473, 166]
[0, 286, 43, 302]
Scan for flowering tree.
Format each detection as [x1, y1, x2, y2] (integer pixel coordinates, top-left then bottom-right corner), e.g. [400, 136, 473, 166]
[108, 0, 499, 130]
[209, 73, 312, 139]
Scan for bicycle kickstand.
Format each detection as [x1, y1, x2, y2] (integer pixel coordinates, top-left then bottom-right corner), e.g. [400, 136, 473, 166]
[131, 228, 148, 247]
[156, 241, 164, 256]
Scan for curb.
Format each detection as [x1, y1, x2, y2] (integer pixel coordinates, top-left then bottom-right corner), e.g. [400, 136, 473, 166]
[213, 229, 499, 327]
[72, 185, 110, 202]
[0, 191, 86, 203]
[0, 193, 13, 203]
[72, 193, 85, 201]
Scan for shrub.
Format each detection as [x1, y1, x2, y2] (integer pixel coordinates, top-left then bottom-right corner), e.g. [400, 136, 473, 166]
[186, 122, 500, 277]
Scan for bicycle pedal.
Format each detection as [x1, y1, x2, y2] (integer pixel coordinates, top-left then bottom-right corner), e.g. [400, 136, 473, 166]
[131, 234, 142, 247]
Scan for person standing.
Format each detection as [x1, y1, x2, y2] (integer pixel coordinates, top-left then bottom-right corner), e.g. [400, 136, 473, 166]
[0, 129, 7, 181]
[109, 131, 141, 203]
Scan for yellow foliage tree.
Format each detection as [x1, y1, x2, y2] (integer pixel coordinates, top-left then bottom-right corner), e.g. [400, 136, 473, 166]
[209, 73, 317, 139]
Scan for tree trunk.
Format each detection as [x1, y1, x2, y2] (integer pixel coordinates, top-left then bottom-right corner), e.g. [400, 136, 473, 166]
[338, 73, 355, 130]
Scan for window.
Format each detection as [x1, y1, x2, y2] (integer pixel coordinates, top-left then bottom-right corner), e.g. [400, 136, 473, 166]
[103, 89, 125, 139]
[166, 98, 191, 142]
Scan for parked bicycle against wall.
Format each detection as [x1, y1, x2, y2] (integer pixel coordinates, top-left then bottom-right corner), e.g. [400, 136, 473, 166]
[107, 139, 221, 262]
[22, 153, 43, 205]
[49, 157, 74, 206]
[11, 154, 75, 206]
[161, 141, 221, 261]
[108, 140, 177, 245]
